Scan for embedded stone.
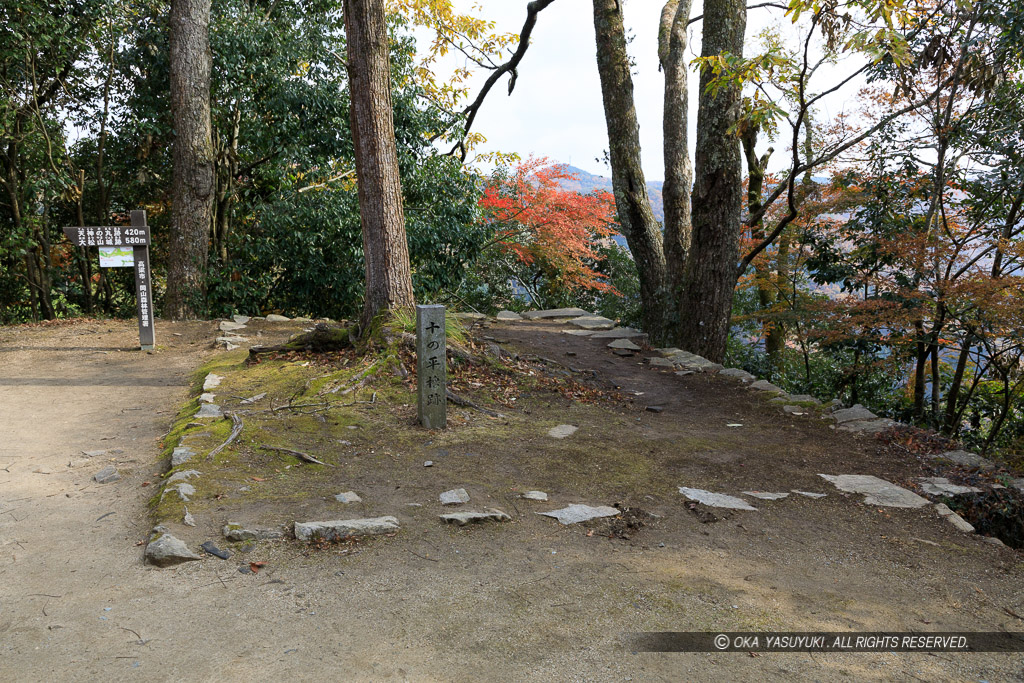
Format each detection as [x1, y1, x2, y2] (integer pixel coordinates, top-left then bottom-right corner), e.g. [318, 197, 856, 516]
[678, 487, 758, 511]
[607, 338, 641, 351]
[522, 308, 590, 319]
[439, 488, 470, 505]
[932, 450, 995, 470]
[167, 482, 196, 501]
[521, 490, 548, 501]
[743, 491, 790, 500]
[454, 312, 486, 321]
[648, 357, 675, 368]
[837, 418, 897, 434]
[571, 315, 616, 330]
[334, 491, 362, 504]
[195, 404, 223, 419]
[202, 374, 223, 391]
[788, 394, 821, 405]
[547, 424, 578, 439]
[294, 516, 400, 541]
[232, 315, 251, 325]
[916, 477, 982, 497]
[792, 490, 827, 499]
[562, 329, 595, 336]
[167, 469, 200, 483]
[220, 320, 246, 332]
[538, 504, 620, 525]
[93, 466, 120, 484]
[818, 474, 929, 508]
[265, 314, 290, 322]
[832, 404, 877, 423]
[495, 310, 522, 320]
[145, 531, 201, 567]
[719, 368, 756, 382]
[441, 509, 511, 526]
[590, 327, 646, 339]
[934, 503, 976, 533]
[748, 380, 785, 394]
[223, 524, 284, 541]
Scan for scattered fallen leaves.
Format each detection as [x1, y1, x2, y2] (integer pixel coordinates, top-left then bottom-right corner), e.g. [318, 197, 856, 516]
[249, 561, 266, 574]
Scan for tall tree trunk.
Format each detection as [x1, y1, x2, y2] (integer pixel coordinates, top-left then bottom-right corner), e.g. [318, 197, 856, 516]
[659, 0, 693, 336]
[677, 0, 746, 362]
[592, 0, 667, 340]
[165, 0, 214, 320]
[345, 0, 415, 327]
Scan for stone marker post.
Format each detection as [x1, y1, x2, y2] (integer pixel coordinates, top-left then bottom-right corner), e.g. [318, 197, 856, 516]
[416, 304, 446, 429]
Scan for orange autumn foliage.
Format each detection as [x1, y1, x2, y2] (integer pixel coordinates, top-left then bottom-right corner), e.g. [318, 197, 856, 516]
[479, 158, 621, 294]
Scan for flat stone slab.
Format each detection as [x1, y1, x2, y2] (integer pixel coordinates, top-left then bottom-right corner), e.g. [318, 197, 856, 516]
[495, 310, 522, 320]
[200, 392, 216, 403]
[934, 503, 975, 533]
[521, 490, 548, 501]
[837, 418, 897, 434]
[334, 491, 362, 504]
[232, 315, 251, 325]
[223, 524, 284, 541]
[788, 394, 821, 405]
[783, 406, 808, 415]
[748, 380, 785, 394]
[819, 474, 930, 508]
[194, 404, 223, 419]
[170, 446, 195, 467]
[441, 509, 512, 526]
[454, 312, 486, 321]
[571, 315, 616, 330]
[743, 491, 790, 500]
[561, 329, 594, 336]
[265, 314, 290, 322]
[202, 373, 223, 391]
[590, 327, 645, 339]
[522, 308, 590, 319]
[145, 530, 201, 567]
[832, 404, 877, 423]
[294, 516, 400, 541]
[538, 504, 620, 525]
[167, 469, 200, 483]
[720, 368, 756, 382]
[167, 482, 196, 501]
[648, 357, 675, 368]
[916, 477, 982, 496]
[932, 450, 995, 470]
[678, 487, 758, 511]
[440, 488, 470, 505]
[608, 339, 641, 351]
[548, 424, 578, 439]
[219, 320, 246, 332]
[792, 490, 827, 499]
[93, 466, 120, 484]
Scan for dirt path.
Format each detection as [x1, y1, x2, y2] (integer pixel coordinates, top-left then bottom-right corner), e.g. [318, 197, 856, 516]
[1, 318, 1022, 681]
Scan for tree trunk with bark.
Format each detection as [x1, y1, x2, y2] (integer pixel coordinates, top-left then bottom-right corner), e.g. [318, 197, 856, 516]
[345, 0, 415, 327]
[592, 0, 667, 340]
[165, 0, 215, 320]
[677, 0, 746, 362]
[659, 0, 693, 337]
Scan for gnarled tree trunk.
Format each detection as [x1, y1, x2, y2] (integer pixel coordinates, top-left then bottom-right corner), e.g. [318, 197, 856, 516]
[659, 0, 693, 337]
[592, 0, 667, 340]
[345, 0, 415, 327]
[165, 0, 215, 320]
[677, 0, 746, 362]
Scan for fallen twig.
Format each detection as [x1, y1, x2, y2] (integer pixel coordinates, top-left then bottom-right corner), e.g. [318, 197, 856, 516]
[206, 412, 243, 461]
[446, 389, 504, 418]
[259, 445, 335, 467]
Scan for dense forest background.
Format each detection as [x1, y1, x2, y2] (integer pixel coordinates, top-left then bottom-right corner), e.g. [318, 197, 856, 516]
[2, 0, 1023, 460]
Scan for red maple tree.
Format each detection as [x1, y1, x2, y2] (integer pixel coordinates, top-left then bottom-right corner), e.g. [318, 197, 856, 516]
[479, 158, 620, 293]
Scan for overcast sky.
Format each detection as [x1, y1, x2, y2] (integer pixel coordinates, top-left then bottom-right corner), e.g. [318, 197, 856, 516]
[427, 1, 866, 182]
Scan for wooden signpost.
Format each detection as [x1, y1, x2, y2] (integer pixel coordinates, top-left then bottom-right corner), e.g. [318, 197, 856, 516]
[63, 210, 155, 350]
[416, 304, 447, 429]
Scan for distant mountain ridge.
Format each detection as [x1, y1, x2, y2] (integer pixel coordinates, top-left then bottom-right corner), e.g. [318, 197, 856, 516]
[556, 164, 665, 224]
